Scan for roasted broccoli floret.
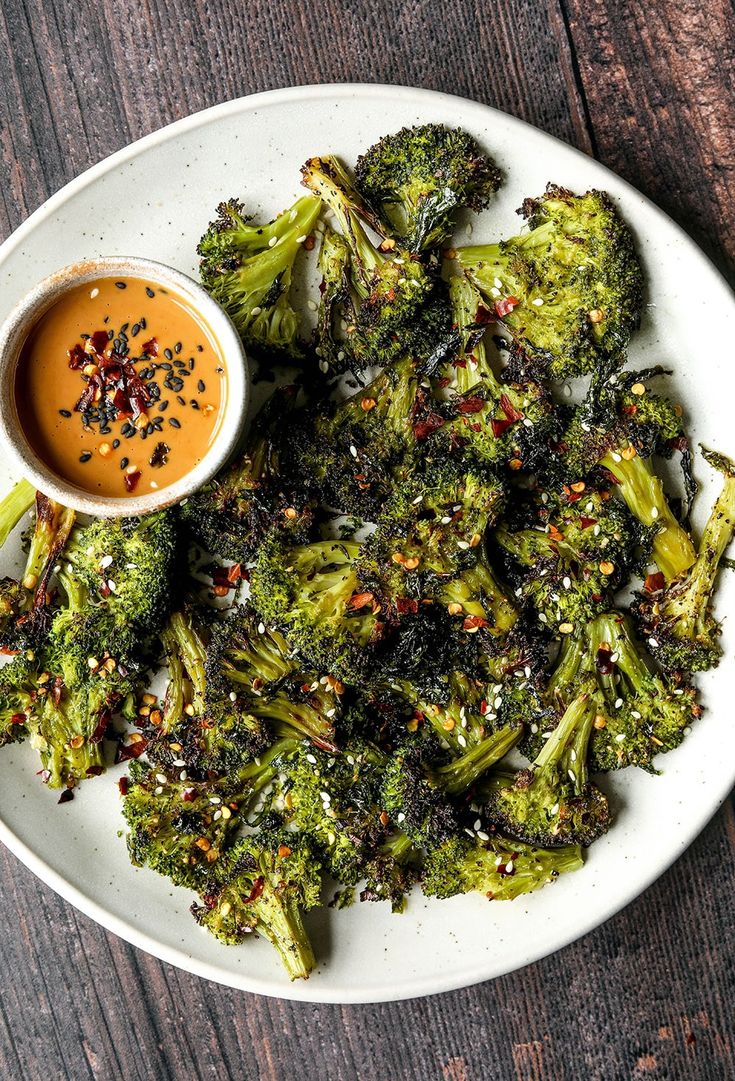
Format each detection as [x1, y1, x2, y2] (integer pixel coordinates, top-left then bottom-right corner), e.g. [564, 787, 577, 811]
[495, 482, 636, 632]
[560, 369, 696, 582]
[456, 184, 644, 379]
[181, 387, 314, 562]
[302, 154, 448, 367]
[123, 739, 291, 890]
[198, 195, 321, 359]
[289, 354, 422, 517]
[313, 227, 355, 374]
[0, 652, 37, 746]
[249, 534, 381, 684]
[380, 723, 520, 847]
[539, 610, 699, 771]
[191, 830, 322, 980]
[354, 123, 501, 253]
[427, 274, 557, 473]
[634, 449, 735, 673]
[360, 829, 418, 912]
[277, 740, 387, 886]
[483, 685, 610, 847]
[422, 834, 583, 900]
[206, 606, 345, 751]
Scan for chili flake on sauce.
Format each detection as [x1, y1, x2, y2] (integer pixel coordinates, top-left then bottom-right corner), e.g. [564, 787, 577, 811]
[15, 277, 227, 497]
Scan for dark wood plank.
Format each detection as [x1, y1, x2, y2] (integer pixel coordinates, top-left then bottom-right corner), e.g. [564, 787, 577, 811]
[0, 1, 734, 1078]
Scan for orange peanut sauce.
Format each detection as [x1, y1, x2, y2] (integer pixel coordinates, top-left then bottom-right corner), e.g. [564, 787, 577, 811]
[15, 276, 227, 497]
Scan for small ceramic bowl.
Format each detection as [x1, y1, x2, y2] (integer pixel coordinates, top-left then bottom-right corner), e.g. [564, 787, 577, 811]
[0, 256, 249, 517]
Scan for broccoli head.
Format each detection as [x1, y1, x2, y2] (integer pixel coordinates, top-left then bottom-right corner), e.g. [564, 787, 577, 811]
[354, 123, 501, 253]
[422, 833, 583, 900]
[191, 830, 321, 980]
[456, 184, 644, 379]
[198, 194, 321, 360]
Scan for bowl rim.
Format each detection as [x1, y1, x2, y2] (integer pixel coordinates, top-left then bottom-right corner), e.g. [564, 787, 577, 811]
[0, 255, 249, 516]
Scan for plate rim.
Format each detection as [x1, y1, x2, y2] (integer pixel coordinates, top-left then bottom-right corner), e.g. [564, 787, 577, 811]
[1, 81, 733, 1004]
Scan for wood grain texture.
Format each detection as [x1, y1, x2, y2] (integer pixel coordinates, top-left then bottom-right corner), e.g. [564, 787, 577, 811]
[0, 1, 734, 1078]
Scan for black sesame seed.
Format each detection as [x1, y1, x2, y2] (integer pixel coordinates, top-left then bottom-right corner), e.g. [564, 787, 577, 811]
[176, 395, 186, 406]
[100, 426, 111, 435]
[58, 409, 72, 418]
[158, 400, 169, 412]
[120, 457, 129, 470]
[164, 348, 173, 360]
[159, 362, 172, 371]
[79, 451, 92, 463]
[120, 323, 129, 334]
[115, 281, 127, 289]
[139, 317, 147, 329]
[169, 417, 181, 429]
[103, 316, 110, 324]
[107, 329, 114, 340]
[112, 439, 120, 449]
[173, 359, 185, 368]
[197, 379, 205, 393]
[140, 430, 148, 441]
[197, 345, 204, 352]
[145, 287, 155, 298]
[145, 422, 155, 435]
[131, 323, 141, 337]
[190, 400, 199, 410]
[188, 358, 195, 370]
[174, 342, 182, 354]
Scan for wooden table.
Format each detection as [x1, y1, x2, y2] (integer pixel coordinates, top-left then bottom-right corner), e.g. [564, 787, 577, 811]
[1, 2, 733, 1078]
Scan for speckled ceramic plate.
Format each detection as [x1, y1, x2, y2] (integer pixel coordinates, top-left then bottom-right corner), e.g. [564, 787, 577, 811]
[1, 84, 733, 1004]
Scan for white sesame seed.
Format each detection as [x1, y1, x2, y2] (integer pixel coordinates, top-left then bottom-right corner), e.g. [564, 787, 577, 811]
[530, 723, 539, 734]
[465, 828, 475, 838]
[563, 576, 571, 590]
[251, 306, 262, 316]
[504, 859, 514, 872]
[173, 759, 186, 768]
[100, 554, 113, 568]
[631, 710, 642, 719]
[397, 812, 406, 823]
[268, 236, 278, 247]
[615, 732, 626, 742]
[412, 495, 423, 505]
[474, 819, 482, 831]
[296, 234, 306, 243]
[550, 803, 559, 815]
[457, 540, 470, 550]
[257, 622, 265, 634]
[90, 288, 99, 299]
[651, 507, 659, 520]
[610, 651, 619, 662]
[615, 698, 623, 709]
[490, 287, 501, 298]
[229, 691, 237, 702]
[594, 524, 601, 536]
[179, 770, 187, 781]
[568, 769, 576, 783]
[610, 451, 622, 463]
[154, 786, 163, 795]
[477, 831, 490, 841]
[531, 298, 544, 307]
[648, 637, 659, 648]
[538, 613, 548, 624]
[457, 734, 467, 747]
[107, 579, 116, 593]
[494, 696, 503, 709]
[155, 773, 167, 785]
[349, 445, 358, 458]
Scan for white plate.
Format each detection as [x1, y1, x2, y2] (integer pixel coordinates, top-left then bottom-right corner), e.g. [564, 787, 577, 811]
[1, 84, 733, 1004]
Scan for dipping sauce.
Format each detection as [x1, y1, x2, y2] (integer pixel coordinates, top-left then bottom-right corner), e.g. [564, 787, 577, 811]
[14, 277, 227, 497]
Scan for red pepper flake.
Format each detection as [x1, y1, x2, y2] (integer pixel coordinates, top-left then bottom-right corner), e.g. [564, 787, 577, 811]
[141, 337, 159, 357]
[435, 376, 451, 388]
[490, 416, 515, 439]
[622, 404, 638, 416]
[57, 789, 74, 804]
[413, 413, 446, 441]
[86, 766, 104, 777]
[596, 646, 615, 675]
[50, 676, 64, 707]
[580, 516, 597, 529]
[455, 396, 486, 415]
[243, 876, 265, 904]
[499, 394, 524, 422]
[475, 304, 496, 325]
[90, 710, 111, 744]
[182, 787, 197, 802]
[118, 776, 129, 796]
[396, 597, 419, 615]
[67, 343, 87, 369]
[124, 470, 142, 493]
[451, 356, 468, 370]
[479, 699, 488, 715]
[463, 615, 489, 630]
[212, 564, 243, 591]
[90, 330, 110, 355]
[10, 712, 26, 726]
[644, 571, 665, 594]
[494, 296, 520, 319]
[116, 738, 148, 763]
[347, 591, 374, 610]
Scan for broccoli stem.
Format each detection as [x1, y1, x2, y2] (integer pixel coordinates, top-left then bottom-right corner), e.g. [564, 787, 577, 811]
[250, 887, 316, 981]
[662, 450, 735, 637]
[163, 612, 208, 717]
[440, 565, 518, 635]
[22, 497, 76, 596]
[434, 723, 521, 795]
[534, 690, 593, 796]
[600, 447, 695, 581]
[0, 478, 35, 548]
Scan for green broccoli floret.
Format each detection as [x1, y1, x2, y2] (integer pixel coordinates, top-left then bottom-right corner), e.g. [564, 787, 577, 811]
[277, 740, 387, 886]
[427, 275, 557, 473]
[123, 739, 291, 890]
[539, 610, 699, 771]
[560, 369, 696, 582]
[0, 652, 37, 746]
[422, 833, 583, 900]
[249, 535, 380, 684]
[380, 723, 520, 847]
[301, 155, 447, 367]
[634, 449, 735, 673]
[198, 195, 321, 360]
[181, 387, 314, 562]
[205, 606, 344, 751]
[456, 184, 644, 379]
[289, 354, 422, 518]
[191, 830, 321, 980]
[483, 685, 610, 847]
[495, 483, 637, 633]
[359, 829, 418, 912]
[354, 123, 501, 253]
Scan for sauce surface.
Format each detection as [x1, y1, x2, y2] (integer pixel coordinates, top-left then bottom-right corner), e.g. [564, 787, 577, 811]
[15, 276, 227, 497]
